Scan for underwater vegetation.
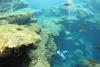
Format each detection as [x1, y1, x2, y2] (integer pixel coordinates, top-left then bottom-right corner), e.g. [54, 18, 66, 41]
[0, 0, 100, 67]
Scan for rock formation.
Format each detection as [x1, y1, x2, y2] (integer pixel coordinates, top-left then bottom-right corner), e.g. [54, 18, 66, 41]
[0, 24, 41, 57]
[0, 0, 28, 13]
[0, 7, 58, 67]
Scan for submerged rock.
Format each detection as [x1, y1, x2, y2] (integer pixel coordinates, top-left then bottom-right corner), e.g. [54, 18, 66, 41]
[27, 15, 64, 67]
[0, 7, 57, 67]
[79, 59, 100, 67]
[0, 8, 33, 25]
[62, 15, 80, 22]
[76, 7, 94, 19]
[28, 30, 57, 67]
[0, 24, 41, 57]
[85, 14, 100, 24]
[0, 0, 28, 13]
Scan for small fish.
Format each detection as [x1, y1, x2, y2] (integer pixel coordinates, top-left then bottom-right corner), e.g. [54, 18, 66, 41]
[64, 3, 71, 6]
[64, 0, 73, 6]
[88, 59, 96, 66]
[79, 28, 87, 32]
[16, 28, 23, 31]
[95, 46, 100, 50]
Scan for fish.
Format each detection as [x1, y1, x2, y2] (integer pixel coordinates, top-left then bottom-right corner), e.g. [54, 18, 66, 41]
[64, 3, 72, 6]
[64, 0, 73, 7]
[23, 0, 67, 9]
[79, 28, 87, 32]
[95, 46, 100, 50]
[88, 59, 96, 66]
[16, 28, 23, 31]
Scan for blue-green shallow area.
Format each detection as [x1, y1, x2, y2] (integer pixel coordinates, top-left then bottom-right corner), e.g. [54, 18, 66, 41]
[0, 0, 100, 67]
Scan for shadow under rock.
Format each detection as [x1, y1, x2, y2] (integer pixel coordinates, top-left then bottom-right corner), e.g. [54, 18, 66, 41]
[0, 44, 37, 67]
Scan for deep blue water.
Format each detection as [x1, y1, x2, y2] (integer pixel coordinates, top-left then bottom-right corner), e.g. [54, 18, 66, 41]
[24, 0, 100, 67]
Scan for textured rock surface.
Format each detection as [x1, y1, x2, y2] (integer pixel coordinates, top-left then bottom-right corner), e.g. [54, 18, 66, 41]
[27, 24, 58, 67]
[0, 1, 59, 67]
[0, 0, 28, 13]
[0, 11, 58, 67]
[0, 8, 33, 25]
[0, 24, 41, 57]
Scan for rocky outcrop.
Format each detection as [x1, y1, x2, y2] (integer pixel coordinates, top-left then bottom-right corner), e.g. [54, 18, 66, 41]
[0, 8, 34, 25]
[0, 0, 28, 13]
[27, 26, 57, 67]
[0, 24, 41, 58]
[0, 0, 61, 66]
[0, 8, 58, 67]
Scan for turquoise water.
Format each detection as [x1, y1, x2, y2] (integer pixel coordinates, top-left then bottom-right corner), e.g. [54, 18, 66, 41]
[24, 0, 66, 9]
[24, 0, 100, 67]
[1, 0, 100, 67]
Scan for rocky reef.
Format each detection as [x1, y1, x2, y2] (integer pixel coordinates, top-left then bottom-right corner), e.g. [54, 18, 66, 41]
[1, 0, 100, 67]
[0, 1, 59, 67]
[27, 14, 63, 67]
[0, 24, 40, 57]
[0, 0, 28, 13]
[0, 8, 33, 25]
[28, 27, 57, 67]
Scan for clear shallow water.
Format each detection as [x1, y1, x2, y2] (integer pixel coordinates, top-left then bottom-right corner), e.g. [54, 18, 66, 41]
[22, 0, 100, 67]
[24, 0, 66, 9]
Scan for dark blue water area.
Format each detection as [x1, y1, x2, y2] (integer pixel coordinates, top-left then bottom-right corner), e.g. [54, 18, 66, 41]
[51, 21, 100, 67]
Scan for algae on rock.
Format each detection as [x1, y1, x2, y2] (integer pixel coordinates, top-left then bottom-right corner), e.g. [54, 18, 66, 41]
[0, 24, 41, 57]
[0, 0, 28, 13]
[27, 25, 58, 67]
[0, 8, 33, 25]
